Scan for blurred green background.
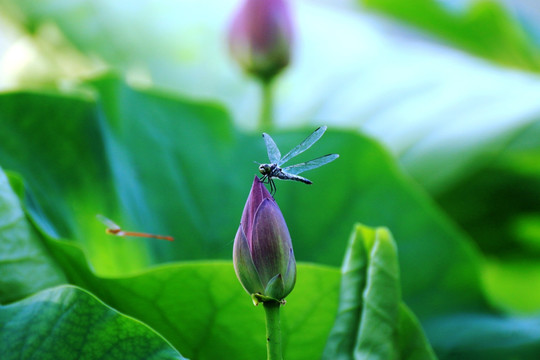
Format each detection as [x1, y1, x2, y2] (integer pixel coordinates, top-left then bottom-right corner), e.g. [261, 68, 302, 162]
[2, 0, 540, 359]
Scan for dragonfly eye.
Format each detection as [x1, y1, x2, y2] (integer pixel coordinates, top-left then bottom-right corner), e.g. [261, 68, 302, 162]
[259, 164, 270, 175]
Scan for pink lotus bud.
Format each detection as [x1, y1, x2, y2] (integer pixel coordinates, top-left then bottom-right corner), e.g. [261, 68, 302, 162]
[233, 176, 296, 303]
[227, 0, 294, 82]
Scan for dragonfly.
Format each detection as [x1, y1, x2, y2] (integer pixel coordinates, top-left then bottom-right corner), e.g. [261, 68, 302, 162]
[258, 125, 339, 194]
[97, 215, 174, 241]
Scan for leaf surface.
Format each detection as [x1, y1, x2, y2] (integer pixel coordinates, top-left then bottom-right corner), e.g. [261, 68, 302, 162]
[0, 170, 66, 304]
[0, 285, 186, 360]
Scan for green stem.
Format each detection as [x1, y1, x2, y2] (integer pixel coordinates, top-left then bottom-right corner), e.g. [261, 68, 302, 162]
[263, 301, 283, 360]
[259, 79, 274, 131]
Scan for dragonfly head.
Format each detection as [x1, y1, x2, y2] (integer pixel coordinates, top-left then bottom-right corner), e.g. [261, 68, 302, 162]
[259, 163, 272, 175]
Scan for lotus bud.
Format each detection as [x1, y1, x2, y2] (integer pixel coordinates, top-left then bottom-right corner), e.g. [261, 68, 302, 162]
[227, 0, 294, 83]
[233, 176, 296, 304]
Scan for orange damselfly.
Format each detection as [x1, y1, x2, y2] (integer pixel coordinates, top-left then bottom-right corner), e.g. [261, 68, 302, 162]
[97, 215, 174, 241]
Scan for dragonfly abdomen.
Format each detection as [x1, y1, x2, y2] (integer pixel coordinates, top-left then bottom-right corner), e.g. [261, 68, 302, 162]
[276, 171, 312, 184]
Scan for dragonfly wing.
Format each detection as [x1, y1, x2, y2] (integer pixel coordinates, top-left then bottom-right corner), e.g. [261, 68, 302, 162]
[278, 126, 327, 166]
[96, 214, 120, 230]
[282, 153, 339, 175]
[262, 133, 282, 164]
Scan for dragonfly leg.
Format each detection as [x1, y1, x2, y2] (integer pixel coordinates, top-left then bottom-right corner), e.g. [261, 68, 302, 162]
[269, 178, 276, 196]
[259, 174, 277, 196]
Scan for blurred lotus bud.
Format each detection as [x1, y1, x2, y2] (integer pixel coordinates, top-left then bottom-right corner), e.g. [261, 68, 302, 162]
[233, 176, 296, 304]
[227, 0, 294, 83]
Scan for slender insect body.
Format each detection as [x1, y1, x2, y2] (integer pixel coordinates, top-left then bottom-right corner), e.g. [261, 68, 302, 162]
[97, 214, 174, 241]
[106, 228, 122, 235]
[276, 171, 312, 184]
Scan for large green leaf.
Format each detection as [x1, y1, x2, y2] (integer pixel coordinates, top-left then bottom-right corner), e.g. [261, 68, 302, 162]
[0, 77, 484, 320]
[0, 285, 186, 360]
[322, 225, 436, 360]
[0, 169, 65, 304]
[0, 91, 152, 274]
